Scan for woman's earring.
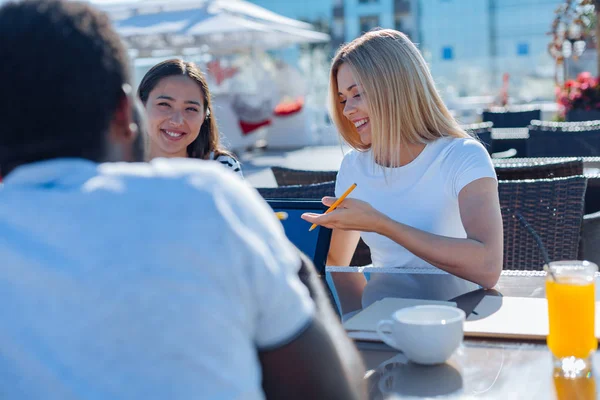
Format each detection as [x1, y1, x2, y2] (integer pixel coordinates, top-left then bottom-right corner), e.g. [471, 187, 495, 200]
[205, 108, 211, 120]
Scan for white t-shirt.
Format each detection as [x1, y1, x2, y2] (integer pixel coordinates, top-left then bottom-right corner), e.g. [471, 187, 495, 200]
[0, 158, 314, 399]
[335, 137, 497, 304]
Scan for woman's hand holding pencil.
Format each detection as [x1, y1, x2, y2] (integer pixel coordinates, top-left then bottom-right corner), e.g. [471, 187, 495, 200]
[301, 183, 387, 232]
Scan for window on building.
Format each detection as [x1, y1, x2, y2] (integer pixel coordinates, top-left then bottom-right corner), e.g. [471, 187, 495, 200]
[359, 15, 380, 33]
[394, 15, 403, 32]
[517, 43, 529, 56]
[442, 46, 453, 60]
[332, 18, 344, 39]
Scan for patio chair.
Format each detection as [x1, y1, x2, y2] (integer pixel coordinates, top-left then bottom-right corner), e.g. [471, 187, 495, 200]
[461, 122, 493, 153]
[271, 166, 337, 187]
[482, 106, 541, 128]
[527, 120, 600, 157]
[580, 211, 600, 267]
[256, 181, 335, 199]
[493, 157, 584, 180]
[490, 127, 530, 158]
[499, 176, 587, 270]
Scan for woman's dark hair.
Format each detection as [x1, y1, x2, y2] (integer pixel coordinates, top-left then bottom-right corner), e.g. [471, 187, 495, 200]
[137, 59, 234, 160]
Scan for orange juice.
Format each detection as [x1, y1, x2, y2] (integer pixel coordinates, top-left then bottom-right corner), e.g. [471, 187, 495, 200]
[553, 374, 597, 400]
[546, 277, 596, 359]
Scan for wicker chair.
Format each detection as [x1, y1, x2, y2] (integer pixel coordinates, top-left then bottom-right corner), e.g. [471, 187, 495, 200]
[492, 157, 597, 213]
[527, 120, 600, 157]
[271, 166, 337, 187]
[499, 176, 587, 271]
[482, 106, 541, 128]
[492, 157, 584, 180]
[461, 122, 493, 153]
[257, 181, 336, 199]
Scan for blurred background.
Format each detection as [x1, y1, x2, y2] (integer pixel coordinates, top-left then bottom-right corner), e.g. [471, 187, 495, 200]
[6, 0, 597, 153]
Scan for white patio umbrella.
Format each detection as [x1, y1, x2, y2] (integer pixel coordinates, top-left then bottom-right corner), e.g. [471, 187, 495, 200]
[100, 0, 329, 56]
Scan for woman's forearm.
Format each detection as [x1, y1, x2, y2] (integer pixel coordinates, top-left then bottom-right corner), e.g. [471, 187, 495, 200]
[375, 216, 502, 288]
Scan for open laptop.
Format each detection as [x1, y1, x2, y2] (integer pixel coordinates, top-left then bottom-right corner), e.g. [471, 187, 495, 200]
[265, 200, 332, 274]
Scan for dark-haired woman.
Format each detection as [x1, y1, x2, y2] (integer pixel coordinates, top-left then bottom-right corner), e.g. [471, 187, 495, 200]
[138, 59, 242, 177]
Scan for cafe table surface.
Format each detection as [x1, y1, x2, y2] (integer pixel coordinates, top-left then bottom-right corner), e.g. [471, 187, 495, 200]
[355, 274, 599, 399]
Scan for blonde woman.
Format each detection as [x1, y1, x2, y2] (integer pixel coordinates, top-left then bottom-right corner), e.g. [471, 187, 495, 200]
[302, 29, 503, 315]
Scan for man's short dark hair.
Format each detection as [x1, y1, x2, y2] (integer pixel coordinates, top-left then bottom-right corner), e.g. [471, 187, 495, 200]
[0, 0, 130, 174]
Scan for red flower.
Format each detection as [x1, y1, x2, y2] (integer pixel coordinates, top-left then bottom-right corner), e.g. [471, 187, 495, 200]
[556, 72, 600, 112]
[577, 71, 592, 83]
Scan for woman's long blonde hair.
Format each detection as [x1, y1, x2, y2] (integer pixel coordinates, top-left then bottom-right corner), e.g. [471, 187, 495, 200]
[329, 29, 468, 167]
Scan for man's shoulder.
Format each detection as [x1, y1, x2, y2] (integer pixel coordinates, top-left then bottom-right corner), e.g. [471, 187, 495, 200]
[95, 158, 242, 192]
[98, 158, 231, 179]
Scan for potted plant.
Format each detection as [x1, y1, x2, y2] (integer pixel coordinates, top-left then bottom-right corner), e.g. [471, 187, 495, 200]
[556, 72, 600, 121]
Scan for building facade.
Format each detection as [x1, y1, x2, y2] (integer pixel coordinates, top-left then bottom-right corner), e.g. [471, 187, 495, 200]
[248, 0, 566, 100]
[417, 0, 563, 99]
[335, 0, 416, 45]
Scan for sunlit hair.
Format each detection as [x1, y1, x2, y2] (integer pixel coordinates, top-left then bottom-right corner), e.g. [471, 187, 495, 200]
[138, 59, 234, 160]
[329, 29, 468, 167]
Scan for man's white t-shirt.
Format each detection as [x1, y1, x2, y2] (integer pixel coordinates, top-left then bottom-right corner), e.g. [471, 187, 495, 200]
[335, 137, 497, 305]
[0, 158, 314, 399]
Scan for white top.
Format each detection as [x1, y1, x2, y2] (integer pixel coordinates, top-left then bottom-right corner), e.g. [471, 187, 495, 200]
[0, 158, 314, 399]
[335, 137, 497, 304]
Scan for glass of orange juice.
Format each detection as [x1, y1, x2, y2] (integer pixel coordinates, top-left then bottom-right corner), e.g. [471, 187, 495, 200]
[546, 260, 598, 377]
[553, 373, 597, 399]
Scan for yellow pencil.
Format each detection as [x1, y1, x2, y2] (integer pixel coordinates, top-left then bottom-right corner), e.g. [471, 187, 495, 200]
[275, 211, 288, 221]
[309, 183, 357, 231]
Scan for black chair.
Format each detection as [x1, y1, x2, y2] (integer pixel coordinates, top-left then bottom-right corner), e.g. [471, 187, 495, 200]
[461, 122, 493, 154]
[493, 157, 583, 180]
[482, 106, 541, 128]
[271, 166, 337, 187]
[586, 173, 600, 214]
[580, 211, 600, 267]
[490, 128, 530, 157]
[499, 176, 587, 270]
[527, 120, 600, 157]
[493, 157, 598, 213]
[257, 181, 335, 199]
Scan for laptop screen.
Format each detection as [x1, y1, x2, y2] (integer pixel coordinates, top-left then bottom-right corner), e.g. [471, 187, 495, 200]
[266, 200, 332, 273]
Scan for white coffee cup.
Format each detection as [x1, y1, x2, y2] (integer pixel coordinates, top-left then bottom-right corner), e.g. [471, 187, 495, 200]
[376, 305, 465, 365]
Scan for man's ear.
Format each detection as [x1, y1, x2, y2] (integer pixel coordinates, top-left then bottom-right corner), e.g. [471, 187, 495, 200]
[108, 84, 138, 147]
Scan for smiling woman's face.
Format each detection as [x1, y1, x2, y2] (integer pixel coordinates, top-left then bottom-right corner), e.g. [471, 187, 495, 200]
[337, 63, 371, 146]
[145, 75, 206, 159]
